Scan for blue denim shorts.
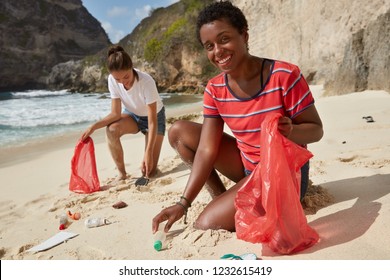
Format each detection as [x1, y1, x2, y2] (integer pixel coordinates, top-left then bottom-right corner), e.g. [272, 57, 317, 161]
[244, 161, 310, 200]
[124, 107, 166, 136]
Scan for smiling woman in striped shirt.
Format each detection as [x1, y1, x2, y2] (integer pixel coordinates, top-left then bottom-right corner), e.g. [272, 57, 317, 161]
[153, 0, 323, 233]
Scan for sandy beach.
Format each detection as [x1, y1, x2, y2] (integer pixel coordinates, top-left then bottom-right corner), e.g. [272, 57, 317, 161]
[0, 85, 389, 260]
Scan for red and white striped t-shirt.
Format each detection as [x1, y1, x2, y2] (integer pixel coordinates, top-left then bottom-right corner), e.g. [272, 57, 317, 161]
[203, 60, 314, 171]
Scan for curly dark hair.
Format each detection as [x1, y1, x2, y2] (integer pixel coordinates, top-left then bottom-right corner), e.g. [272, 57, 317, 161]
[196, 1, 248, 44]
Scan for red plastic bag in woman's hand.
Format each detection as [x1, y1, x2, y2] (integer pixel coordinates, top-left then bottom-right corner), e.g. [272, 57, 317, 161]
[69, 137, 100, 193]
[235, 113, 319, 255]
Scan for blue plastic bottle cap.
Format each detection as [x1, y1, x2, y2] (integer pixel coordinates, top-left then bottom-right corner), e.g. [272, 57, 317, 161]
[154, 240, 162, 251]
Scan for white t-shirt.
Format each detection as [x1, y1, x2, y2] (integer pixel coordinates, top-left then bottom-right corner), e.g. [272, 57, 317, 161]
[108, 69, 164, 117]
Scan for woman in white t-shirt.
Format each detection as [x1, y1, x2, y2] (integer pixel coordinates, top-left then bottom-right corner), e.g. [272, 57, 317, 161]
[81, 45, 166, 180]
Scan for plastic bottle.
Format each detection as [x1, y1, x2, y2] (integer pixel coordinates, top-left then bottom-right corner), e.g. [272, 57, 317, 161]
[59, 214, 68, 230]
[153, 224, 167, 251]
[84, 217, 109, 228]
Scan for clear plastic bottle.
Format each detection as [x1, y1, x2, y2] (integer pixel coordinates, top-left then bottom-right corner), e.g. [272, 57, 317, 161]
[153, 224, 167, 251]
[59, 214, 68, 230]
[84, 217, 108, 228]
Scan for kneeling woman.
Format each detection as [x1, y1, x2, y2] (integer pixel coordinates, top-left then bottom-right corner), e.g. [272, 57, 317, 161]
[152, 1, 323, 233]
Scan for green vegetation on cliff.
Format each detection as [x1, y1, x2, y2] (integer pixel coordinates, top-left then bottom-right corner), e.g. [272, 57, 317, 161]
[52, 0, 217, 93]
[113, 0, 217, 93]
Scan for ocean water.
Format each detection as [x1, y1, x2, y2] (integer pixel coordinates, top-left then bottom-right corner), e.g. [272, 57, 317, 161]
[0, 90, 202, 148]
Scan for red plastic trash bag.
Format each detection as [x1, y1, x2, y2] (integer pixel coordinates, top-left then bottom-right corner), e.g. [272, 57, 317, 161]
[69, 137, 100, 193]
[234, 113, 319, 254]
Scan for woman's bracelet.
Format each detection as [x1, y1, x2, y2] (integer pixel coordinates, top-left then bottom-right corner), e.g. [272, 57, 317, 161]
[180, 196, 192, 208]
[176, 201, 188, 224]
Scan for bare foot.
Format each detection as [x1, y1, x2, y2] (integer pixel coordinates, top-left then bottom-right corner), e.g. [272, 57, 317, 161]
[118, 173, 130, 181]
[106, 174, 131, 185]
[117, 170, 130, 180]
[147, 168, 161, 178]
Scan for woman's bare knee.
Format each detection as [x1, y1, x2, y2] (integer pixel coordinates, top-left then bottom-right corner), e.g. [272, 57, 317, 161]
[194, 211, 235, 231]
[194, 204, 235, 231]
[194, 184, 241, 231]
[194, 212, 215, 230]
[168, 120, 202, 150]
[106, 122, 121, 140]
[168, 120, 186, 148]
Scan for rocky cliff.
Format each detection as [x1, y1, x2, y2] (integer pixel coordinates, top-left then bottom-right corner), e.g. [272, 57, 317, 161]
[0, 0, 110, 92]
[54, 0, 389, 95]
[46, 0, 216, 94]
[2, 0, 389, 95]
[232, 0, 390, 95]
[121, 1, 215, 93]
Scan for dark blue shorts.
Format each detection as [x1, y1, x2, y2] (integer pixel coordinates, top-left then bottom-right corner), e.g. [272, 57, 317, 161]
[124, 107, 166, 136]
[244, 161, 310, 200]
